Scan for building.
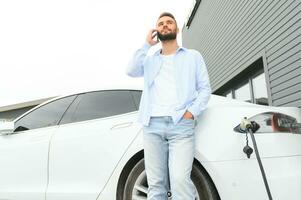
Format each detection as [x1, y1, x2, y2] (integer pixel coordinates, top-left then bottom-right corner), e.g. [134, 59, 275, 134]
[182, 0, 301, 107]
[0, 97, 54, 121]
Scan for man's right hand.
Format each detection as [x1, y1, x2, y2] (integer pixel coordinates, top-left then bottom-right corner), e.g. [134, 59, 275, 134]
[147, 29, 159, 46]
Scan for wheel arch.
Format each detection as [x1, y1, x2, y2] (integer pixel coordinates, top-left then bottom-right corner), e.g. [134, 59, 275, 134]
[193, 158, 221, 200]
[116, 150, 220, 200]
[116, 150, 144, 200]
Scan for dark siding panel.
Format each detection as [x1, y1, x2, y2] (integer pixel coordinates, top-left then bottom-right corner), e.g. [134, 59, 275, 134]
[269, 58, 301, 81]
[266, 23, 301, 60]
[213, 1, 298, 84]
[271, 75, 300, 95]
[272, 82, 301, 100]
[209, 1, 275, 83]
[279, 98, 301, 107]
[182, 0, 301, 107]
[268, 36, 301, 67]
[273, 91, 301, 107]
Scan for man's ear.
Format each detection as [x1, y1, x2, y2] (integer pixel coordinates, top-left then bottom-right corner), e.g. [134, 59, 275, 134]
[177, 27, 179, 34]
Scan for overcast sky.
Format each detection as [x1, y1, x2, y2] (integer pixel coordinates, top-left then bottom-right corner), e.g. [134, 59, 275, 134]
[0, 0, 194, 107]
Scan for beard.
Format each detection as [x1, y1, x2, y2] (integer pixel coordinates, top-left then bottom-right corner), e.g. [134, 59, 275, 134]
[157, 30, 177, 41]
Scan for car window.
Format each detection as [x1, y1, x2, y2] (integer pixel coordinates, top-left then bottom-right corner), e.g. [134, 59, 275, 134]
[14, 95, 76, 132]
[60, 90, 138, 124]
[130, 90, 142, 109]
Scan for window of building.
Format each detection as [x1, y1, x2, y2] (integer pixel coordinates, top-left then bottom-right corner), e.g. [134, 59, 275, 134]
[225, 92, 232, 98]
[223, 72, 268, 105]
[234, 82, 251, 103]
[252, 73, 268, 105]
[217, 58, 269, 105]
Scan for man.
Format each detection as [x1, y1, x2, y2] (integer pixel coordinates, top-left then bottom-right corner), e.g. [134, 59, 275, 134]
[126, 12, 211, 200]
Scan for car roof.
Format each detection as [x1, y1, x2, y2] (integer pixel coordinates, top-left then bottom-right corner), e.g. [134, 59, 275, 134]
[49, 83, 143, 101]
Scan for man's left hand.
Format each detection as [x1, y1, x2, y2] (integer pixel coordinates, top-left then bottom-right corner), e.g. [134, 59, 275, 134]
[183, 111, 194, 120]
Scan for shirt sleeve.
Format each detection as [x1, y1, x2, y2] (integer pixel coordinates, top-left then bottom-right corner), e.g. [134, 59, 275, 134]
[187, 51, 212, 118]
[126, 43, 151, 77]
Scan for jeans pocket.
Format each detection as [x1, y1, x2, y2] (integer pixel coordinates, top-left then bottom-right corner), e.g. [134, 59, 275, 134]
[179, 117, 195, 128]
[182, 117, 194, 122]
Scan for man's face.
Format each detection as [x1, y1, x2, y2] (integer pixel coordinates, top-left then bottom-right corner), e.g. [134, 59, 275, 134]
[156, 16, 178, 41]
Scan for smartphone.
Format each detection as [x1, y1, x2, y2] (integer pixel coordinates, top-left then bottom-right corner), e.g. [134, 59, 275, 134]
[152, 31, 159, 42]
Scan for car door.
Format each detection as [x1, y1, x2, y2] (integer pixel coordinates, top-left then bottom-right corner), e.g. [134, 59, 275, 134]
[46, 90, 142, 200]
[0, 95, 76, 200]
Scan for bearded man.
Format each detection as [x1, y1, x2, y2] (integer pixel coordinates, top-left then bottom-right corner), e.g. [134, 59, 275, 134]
[126, 12, 211, 200]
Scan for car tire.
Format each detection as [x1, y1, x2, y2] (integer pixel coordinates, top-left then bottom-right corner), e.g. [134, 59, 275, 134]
[122, 158, 219, 200]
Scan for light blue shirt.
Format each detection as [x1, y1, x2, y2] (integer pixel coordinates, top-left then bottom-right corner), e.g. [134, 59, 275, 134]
[126, 43, 211, 126]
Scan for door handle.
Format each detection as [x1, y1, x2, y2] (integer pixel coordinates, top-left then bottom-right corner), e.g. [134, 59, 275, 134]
[111, 122, 133, 130]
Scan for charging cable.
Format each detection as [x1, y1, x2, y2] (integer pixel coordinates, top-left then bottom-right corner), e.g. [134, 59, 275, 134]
[240, 118, 273, 200]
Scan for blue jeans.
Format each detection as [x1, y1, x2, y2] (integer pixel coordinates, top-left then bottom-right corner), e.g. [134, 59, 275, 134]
[143, 116, 196, 200]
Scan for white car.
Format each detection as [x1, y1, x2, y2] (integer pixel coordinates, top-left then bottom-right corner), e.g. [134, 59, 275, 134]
[0, 87, 300, 200]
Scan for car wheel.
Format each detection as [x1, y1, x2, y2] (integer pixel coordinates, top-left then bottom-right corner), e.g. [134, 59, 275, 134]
[122, 158, 219, 200]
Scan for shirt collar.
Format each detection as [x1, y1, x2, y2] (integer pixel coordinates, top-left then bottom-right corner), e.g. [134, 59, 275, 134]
[154, 46, 187, 56]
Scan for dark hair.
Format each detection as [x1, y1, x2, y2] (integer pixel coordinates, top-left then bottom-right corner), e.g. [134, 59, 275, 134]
[158, 12, 177, 24]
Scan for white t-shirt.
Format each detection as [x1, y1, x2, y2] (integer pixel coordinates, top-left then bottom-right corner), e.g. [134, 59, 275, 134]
[150, 54, 179, 117]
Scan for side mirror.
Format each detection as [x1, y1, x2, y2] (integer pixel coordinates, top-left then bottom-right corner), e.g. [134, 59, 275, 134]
[0, 120, 14, 135]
